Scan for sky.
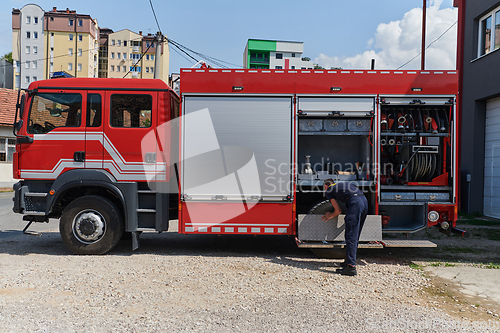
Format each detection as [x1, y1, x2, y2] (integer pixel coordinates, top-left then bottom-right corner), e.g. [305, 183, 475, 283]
[0, 0, 458, 74]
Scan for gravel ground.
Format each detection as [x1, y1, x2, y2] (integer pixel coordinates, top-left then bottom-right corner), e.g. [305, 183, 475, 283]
[1, 225, 499, 333]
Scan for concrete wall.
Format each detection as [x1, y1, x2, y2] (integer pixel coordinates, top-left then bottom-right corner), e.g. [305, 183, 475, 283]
[0, 60, 13, 89]
[460, 0, 500, 213]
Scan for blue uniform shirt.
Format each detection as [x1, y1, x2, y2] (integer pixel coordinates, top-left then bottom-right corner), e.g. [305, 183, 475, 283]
[325, 182, 364, 204]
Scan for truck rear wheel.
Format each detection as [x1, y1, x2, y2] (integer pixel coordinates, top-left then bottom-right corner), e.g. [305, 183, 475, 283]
[308, 200, 346, 259]
[59, 195, 123, 255]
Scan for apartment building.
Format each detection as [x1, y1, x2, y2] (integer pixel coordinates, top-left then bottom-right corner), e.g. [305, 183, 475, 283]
[12, 5, 99, 89]
[98, 27, 113, 78]
[12, 4, 44, 89]
[106, 29, 169, 81]
[243, 39, 314, 70]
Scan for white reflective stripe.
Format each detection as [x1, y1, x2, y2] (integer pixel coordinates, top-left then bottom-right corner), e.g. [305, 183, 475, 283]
[21, 131, 166, 180]
[185, 223, 289, 226]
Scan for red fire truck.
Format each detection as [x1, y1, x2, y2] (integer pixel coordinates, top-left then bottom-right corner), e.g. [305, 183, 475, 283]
[12, 69, 464, 255]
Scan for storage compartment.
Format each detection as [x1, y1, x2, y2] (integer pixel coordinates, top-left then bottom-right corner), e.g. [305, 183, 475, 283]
[378, 203, 426, 232]
[347, 119, 371, 132]
[298, 135, 371, 176]
[299, 119, 323, 132]
[415, 192, 450, 202]
[380, 192, 415, 202]
[324, 119, 347, 132]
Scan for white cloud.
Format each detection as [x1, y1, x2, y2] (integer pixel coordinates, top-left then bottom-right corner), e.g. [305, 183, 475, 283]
[315, 2, 458, 70]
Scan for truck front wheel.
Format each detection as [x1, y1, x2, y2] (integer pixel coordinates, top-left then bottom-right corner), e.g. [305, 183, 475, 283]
[59, 195, 123, 255]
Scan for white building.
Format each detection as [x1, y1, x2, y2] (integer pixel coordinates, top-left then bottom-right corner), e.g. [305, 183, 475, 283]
[243, 39, 314, 70]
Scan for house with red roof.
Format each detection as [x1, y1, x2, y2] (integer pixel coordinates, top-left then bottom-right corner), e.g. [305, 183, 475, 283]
[0, 88, 18, 186]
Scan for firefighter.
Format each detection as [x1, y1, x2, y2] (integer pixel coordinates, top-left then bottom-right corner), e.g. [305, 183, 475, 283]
[321, 179, 367, 276]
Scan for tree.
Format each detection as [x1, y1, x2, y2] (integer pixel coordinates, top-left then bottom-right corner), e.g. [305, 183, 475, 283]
[313, 64, 325, 69]
[1, 52, 13, 63]
[301, 57, 311, 61]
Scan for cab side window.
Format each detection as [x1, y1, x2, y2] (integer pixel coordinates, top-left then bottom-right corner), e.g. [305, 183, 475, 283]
[86, 94, 102, 127]
[110, 94, 152, 128]
[28, 93, 82, 134]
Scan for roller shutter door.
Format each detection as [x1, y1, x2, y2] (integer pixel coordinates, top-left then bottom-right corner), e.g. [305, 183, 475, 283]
[484, 97, 500, 218]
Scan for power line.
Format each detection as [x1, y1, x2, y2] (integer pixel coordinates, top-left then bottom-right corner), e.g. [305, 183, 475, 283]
[397, 20, 457, 70]
[148, 0, 162, 33]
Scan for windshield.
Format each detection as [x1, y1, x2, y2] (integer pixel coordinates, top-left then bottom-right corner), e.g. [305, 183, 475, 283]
[27, 93, 82, 134]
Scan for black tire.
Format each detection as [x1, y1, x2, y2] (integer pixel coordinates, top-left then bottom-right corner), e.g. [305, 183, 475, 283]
[308, 199, 346, 215]
[308, 200, 347, 259]
[60, 195, 124, 255]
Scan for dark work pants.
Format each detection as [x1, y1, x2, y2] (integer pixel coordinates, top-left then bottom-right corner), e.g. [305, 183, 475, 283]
[344, 196, 368, 266]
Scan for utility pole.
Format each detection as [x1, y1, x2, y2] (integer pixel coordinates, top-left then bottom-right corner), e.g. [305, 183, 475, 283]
[421, 0, 427, 70]
[154, 32, 162, 79]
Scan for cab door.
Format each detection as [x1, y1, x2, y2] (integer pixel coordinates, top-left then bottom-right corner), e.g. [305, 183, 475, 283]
[102, 91, 157, 182]
[85, 92, 104, 169]
[19, 90, 86, 180]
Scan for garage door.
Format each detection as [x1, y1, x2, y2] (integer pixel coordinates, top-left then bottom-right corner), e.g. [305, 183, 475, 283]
[484, 97, 500, 218]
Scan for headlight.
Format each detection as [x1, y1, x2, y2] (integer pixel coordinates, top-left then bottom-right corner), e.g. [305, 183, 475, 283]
[428, 211, 439, 222]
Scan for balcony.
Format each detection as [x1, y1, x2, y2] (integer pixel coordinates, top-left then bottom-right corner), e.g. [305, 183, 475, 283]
[132, 46, 140, 53]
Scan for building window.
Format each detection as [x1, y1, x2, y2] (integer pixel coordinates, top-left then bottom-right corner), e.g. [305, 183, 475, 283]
[32, 61, 37, 69]
[123, 53, 127, 59]
[78, 19, 83, 27]
[26, 31, 30, 39]
[78, 35, 83, 42]
[146, 67, 149, 73]
[32, 76, 37, 81]
[33, 46, 37, 54]
[291, 66, 295, 69]
[276, 53, 283, 59]
[111, 39, 115, 46]
[151, 54, 154, 61]
[26, 46, 30, 54]
[146, 54, 149, 60]
[0, 138, 16, 162]
[291, 53, 296, 58]
[479, 6, 500, 57]
[25, 76, 30, 84]
[69, 18, 74, 26]
[77, 63, 82, 72]
[111, 52, 115, 59]
[78, 48, 82, 56]
[69, 34, 74, 41]
[117, 40, 121, 46]
[34, 17, 38, 24]
[25, 61, 30, 69]
[123, 66, 126, 72]
[69, 48, 73, 56]
[123, 40, 127, 47]
[117, 66, 120, 72]
[33, 31, 38, 39]
[68, 63, 73, 71]
[150, 66, 154, 73]
[26, 16, 31, 24]
[275, 66, 282, 69]
[117, 53, 121, 59]
[111, 65, 115, 71]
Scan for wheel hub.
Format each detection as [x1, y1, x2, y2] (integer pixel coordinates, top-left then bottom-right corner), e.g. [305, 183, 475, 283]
[74, 211, 105, 242]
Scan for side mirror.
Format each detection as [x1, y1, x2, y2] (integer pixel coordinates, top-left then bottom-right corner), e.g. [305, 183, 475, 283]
[14, 119, 23, 132]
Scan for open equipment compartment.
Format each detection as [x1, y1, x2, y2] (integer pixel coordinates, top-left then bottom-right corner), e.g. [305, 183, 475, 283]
[296, 96, 376, 213]
[378, 96, 456, 232]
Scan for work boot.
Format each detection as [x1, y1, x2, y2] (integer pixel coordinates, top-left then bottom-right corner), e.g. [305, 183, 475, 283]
[336, 264, 357, 276]
[338, 261, 348, 268]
